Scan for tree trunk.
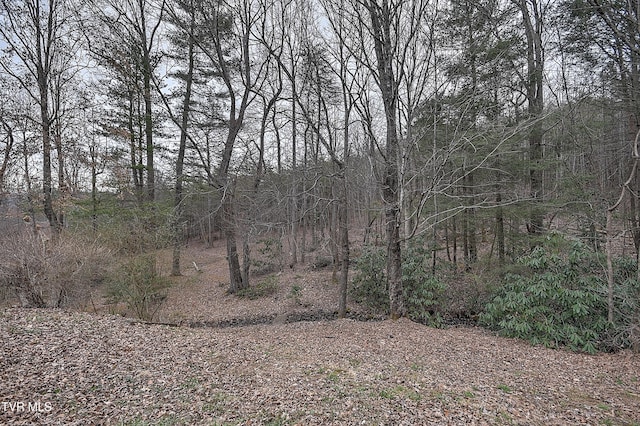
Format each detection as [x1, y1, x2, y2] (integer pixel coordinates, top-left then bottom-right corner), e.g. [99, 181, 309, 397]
[242, 233, 250, 286]
[496, 191, 505, 265]
[367, 0, 405, 319]
[606, 129, 640, 323]
[0, 120, 14, 196]
[338, 169, 349, 318]
[518, 0, 545, 236]
[40, 83, 61, 237]
[464, 172, 477, 267]
[172, 11, 196, 276]
[128, 90, 143, 200]
[53, 118, 65, 228]
[290, 78, 299, 266]
[222, 185, 244, 293]
[90, 144, 99, 235]
[140, 0, 155, 203]
[606, 209, 615, 324]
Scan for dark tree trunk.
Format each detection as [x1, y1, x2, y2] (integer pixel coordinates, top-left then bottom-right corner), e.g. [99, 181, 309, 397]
[367, 0, 405, 319]
[172, 10, 196, 276]
[518, 0, 545, 235]
[140, 0, 156, 203]
[40, 83, 61, 237]
[496, 191, 505, 265]
[223, 188, 244, 294]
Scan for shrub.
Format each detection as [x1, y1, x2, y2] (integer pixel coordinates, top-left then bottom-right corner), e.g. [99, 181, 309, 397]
[603, 256, 640, 351]
[236, 275, 279, 300]
[251, 237, 284, 275]
[69, 197, 173, 255]
[107, 254, 170, 321]
[351, 242, 446, 324]
[480, 238, 609, 353]
[402, 242, 446, 326]
[0, 230, 112, 309]
[350, 245, 388, 313]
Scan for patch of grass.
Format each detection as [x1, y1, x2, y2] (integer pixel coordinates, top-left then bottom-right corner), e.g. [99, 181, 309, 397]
[119, 417, 182, 426]
[181, 377, 199, 389]
[597, 403, 611, 411]
[429, 389, 447, 402]
[237, 275, 279, 300]
[327, 368, 344, 383]
[202, 392, 228, 413]
[495, 410, 514, 425]
[379, 388, 395, 399]
[463, 390, 475, 398]
[288, 285, 302, 304]
[409, 362, 423, 371]
[379, 386, 421, 401]
[321, 396, 335, 404]
[354, 385, 369, 395]
[497, 384, 512, 393]
[8, 325, 42, 335]
[348, 358, 362, 368]
[403, 387, 422, 401]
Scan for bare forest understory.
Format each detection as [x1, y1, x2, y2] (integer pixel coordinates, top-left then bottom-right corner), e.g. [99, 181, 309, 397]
[1, 242, 640, 425]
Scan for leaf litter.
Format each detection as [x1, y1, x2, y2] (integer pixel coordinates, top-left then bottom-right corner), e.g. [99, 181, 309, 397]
[1, 309, 639, 425]
[1, 242, 639, 425]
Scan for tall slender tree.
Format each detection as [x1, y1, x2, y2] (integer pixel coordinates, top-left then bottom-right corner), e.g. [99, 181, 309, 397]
[0, 0, 75, 235]
[190, 0, 269, 293]
[83, 0, 165, 202]
[516, 0, 547, 235]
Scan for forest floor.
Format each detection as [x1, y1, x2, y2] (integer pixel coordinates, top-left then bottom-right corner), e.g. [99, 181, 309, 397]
[1, 241, 640, 425]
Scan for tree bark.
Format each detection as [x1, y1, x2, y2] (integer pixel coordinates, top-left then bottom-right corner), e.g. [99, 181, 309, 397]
[517, 0, 545, 236]
[222, 184, 244, 293]
[39, 69, 61, 237]
[366, 0, 405, 318]
[171, 5, 196, 276]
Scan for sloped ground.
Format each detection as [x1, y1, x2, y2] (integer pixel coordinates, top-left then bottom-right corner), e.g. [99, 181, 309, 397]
[1, 242, 639, 425]
[152, 240, 363, 327]
[1, 309, 639, 425]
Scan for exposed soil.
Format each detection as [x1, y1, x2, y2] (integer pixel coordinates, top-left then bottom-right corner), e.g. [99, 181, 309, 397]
[1, 242, 639, 425]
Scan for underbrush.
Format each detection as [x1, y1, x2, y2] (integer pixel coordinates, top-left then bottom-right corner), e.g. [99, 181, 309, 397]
[351, 234, 639, 353]
[106, 254, 170, 322]
[0, 230, 112, 309]
[0, 200, 174, 322]
[351, 241, 446, 327]
[236, 275, 279, 300]
[480, 240, 608, 353]
[480, 236, 639, 353]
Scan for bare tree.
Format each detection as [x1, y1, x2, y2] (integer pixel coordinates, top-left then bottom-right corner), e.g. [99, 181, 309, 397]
[355, 0, 421, 318]
[515, 0, 546, 235]
[159, 0, 199, 275]
[0, 0, 77, 236]
[0, 79, 17, 195]
[187, 0, 269, 293]
[315, 0, 359, 317]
